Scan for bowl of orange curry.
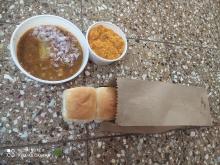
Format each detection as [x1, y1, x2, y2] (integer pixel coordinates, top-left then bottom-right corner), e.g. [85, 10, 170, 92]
[86, 22, 127, 65]
[10, 15, 89, 84]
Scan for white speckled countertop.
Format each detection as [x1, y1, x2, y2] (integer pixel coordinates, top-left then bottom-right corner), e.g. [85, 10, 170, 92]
[0, 0, 220, 164]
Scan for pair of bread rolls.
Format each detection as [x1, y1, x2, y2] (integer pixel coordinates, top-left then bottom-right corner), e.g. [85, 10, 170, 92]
[62, 87, 117, 122]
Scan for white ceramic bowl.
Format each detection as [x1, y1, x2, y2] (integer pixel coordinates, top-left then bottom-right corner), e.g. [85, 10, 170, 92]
[86, 21, 127, 65]
[10, 15, 89, 84]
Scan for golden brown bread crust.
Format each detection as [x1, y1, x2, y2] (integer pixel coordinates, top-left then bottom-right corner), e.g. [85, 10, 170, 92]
[62, 87, 97, 121]
[96, 87, 117, 121]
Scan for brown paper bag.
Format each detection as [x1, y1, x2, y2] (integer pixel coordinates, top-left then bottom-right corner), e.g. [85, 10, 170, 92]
[115, 78, 212, 127]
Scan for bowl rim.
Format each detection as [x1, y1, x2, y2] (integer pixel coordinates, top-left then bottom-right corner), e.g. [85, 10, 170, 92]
[10, 14, 89, 84]
[86, 21, 128, 62]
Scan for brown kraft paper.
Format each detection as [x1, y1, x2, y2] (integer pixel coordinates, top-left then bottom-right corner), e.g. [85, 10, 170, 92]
[115, 78, 212, 127]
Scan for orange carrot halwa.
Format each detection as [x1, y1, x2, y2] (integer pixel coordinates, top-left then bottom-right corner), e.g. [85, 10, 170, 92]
[88, 25, 125, 60]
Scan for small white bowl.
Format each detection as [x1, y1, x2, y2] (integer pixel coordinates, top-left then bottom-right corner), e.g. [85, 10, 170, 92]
[10, 15, 89, 84]
[86, 21, 127, 65]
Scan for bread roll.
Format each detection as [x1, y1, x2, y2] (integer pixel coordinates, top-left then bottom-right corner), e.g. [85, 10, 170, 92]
[96, 87, 117, 121]
[62, 87, 97, 122]
[62, 87, 117, 122]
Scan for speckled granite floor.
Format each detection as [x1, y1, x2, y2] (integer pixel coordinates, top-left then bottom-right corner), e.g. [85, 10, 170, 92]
[0, 0, 220, 164]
